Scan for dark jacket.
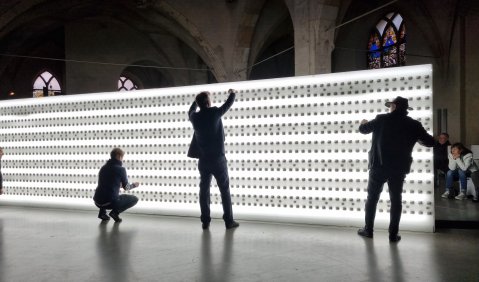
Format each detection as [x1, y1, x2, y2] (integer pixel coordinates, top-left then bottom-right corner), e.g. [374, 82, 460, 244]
[433, 141, 450, 172]
[359, 110, 435, 174]
[93, 158, 130, 205]
[188, 93, 235, 159]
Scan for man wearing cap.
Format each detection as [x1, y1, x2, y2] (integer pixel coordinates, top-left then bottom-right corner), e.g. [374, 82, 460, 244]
[357, 96, 435, 242]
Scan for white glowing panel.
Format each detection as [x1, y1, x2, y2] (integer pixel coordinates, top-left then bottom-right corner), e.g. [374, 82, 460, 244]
[0, 64, 434, 232]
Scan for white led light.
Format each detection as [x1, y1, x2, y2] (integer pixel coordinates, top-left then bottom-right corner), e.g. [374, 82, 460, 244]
[0, 64, 434, 232]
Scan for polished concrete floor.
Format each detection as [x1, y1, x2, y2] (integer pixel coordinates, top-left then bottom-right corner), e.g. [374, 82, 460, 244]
[434, 178, 479, 223]
[1, 206, 479, 282]
[435, 193, 479, 222]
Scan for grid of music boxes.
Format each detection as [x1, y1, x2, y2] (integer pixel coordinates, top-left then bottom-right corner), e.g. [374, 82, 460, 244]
[0, 64, 434, 231]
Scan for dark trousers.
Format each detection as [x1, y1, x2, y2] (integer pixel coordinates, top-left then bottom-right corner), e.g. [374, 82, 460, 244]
[364, 168, 406, 235]
[198, 156, 234, 225]
[96, 194, 138, 215]
[433, 160, 448, 187]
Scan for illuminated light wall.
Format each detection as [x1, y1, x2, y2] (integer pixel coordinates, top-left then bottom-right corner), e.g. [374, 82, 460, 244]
[0, 65, 434, 232]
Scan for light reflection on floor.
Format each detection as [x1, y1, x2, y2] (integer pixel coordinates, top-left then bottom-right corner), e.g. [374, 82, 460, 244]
[0, 206, 478, 282]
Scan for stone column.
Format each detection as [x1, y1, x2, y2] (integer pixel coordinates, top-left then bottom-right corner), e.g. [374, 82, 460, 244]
[288, 0, 339, 75]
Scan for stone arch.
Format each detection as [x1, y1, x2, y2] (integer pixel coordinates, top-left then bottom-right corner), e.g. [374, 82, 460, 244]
[0, 1, 216, 95]
[153, 1, 229, 82]
[229, 0, 268, 80]
[0, 13, 65, 98]
[235, 0, 294, 80]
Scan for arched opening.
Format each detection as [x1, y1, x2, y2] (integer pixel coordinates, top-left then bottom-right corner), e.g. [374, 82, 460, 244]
[0, 24, 65, 99]
[249, 33, 294, 80]
[248, 0, 294, 80]
[118, 76, 139, 91]
[33, 71, 62, 97]
[0, 2, 214, 97]
[367, 12, 406, 69]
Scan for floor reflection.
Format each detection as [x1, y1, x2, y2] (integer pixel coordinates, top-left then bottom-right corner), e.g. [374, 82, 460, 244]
[96, 222, 136, 282]
[389, 244, 404, 282]
[363, 238, 381, 282]
[1, 206, 479, 281]
[362, 238, 405, 282]
[200, 229, 236, 282]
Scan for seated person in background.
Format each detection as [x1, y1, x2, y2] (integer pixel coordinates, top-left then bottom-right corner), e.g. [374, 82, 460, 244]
[93, 148, 139, 222]
[433, 133, 450, 187]
[442, 143, 479, 201]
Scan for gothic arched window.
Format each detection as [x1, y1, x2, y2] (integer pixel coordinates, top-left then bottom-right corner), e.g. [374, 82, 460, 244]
[118, 76, 138, 91]
[367, 12, 406, 69]
[33, 71, 61, 97]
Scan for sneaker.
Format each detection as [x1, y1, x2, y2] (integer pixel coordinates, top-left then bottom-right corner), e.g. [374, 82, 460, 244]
[225, 221, 239, 229]
[473, 197, 479, 203]
[455, 192, 466, 200]
[357, 227, 373, 238]
[109, 211, 122, 222]
[441, 191, 450, 198]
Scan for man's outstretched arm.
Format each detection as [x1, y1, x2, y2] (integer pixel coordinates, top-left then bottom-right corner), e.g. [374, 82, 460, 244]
[219, 89, 236, 116]
[188, 101, 197, 121]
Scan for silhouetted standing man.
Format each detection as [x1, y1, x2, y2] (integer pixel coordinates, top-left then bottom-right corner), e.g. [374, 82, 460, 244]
[357, 96, 435, 242]
[188, 89, 239, 230]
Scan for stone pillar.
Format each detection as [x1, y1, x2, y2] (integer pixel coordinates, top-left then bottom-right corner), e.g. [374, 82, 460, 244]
[464, 7, 479, 146]
[288, 0, 339, 75]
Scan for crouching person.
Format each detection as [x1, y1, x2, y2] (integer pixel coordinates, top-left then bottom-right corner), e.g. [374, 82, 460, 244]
[93, 148, 139, 222]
